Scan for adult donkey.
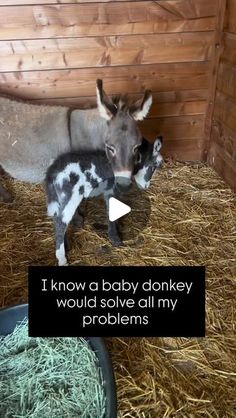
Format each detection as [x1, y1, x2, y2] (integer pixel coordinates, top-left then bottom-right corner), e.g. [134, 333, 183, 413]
[0, 79, 152, 202]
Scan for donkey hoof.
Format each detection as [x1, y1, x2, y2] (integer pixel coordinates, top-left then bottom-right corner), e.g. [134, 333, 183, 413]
[0, 189, 14, 203]
[72, 215, 84, 228]
[99, 245, 111, 254]
[58, 258, 68, 266]
[93, 223, 107, 231]
[111, 238, 123, 247]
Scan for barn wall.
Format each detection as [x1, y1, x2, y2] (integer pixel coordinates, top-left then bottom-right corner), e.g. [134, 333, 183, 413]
[207, 0, 236, 191]
[0, 0, 218, 161]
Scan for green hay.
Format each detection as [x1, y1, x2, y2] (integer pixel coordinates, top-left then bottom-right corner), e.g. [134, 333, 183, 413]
[0, 319, 106, 418]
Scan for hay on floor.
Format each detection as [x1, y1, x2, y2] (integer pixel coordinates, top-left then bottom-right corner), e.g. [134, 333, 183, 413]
[0, 162, 235, 417]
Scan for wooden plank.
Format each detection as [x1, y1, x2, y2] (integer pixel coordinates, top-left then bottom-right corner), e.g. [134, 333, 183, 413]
[32, 90, 208, 105]
[150, 101, 207, 118]
[0, 0, 155, 4]
[0, 4, 216, 40]
[0, 62, 211, 99]
[0, 32, 214, 72]
[208, 141, 236, 192]
[203, 0, 226, 161]
[0, 0, 219, 14]
[214, 91, 236, 132]
[211, 122, 236, 162]
[226, 0, 236, 33]
[22, 96, 206, 118]
[217, 61, 236, 101]
[221, 32, 236, 65]
[161, 139, 204, 161]
[139, 115, 205, 140]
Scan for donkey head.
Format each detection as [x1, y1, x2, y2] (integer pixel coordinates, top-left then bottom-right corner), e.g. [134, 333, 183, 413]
[96, 79, 152, 191]
[134, 136, 163, 190]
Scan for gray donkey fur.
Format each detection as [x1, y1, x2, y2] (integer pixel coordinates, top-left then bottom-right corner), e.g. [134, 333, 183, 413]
[0, 80, 152, 202]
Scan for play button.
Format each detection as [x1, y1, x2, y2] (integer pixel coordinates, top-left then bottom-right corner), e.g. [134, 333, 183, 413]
[85, 176, 152, 245]
[109, 197, 131, 222]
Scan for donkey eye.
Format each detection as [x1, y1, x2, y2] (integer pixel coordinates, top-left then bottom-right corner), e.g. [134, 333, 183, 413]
[133, 145, 140, 154]
[105, 144, 116, 157]
[136, 152, 142, 164]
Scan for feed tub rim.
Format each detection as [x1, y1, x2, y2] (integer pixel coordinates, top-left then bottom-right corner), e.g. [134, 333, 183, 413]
[0, 302, 117, 418]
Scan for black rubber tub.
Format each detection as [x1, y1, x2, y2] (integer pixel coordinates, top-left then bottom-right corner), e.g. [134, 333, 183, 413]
[0, 303, 117, 418]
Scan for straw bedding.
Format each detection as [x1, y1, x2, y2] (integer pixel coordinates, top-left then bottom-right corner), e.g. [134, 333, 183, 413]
[0, 162, 235, 417]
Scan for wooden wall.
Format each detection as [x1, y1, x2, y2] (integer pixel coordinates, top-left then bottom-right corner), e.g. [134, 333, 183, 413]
[0, 0, 217, 161]
[207, 0, 236, 191]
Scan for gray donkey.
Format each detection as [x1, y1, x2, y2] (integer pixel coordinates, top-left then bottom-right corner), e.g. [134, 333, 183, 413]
[0, 80, 152, 202]
[46, 137, 163, 266]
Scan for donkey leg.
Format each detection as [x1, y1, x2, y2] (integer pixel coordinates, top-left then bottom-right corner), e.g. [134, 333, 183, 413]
[64, 231, 70, 253]
[104, 194, 123, 247]
[0, 166, 13, 203]
[72, 207, 84, 228]
[0, 183, 13, 203]
[54, 217, 68, 266]
[108, 221, 123, 247]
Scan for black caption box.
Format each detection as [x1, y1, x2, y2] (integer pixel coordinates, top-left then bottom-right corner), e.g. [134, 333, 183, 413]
[28, 266, 205, 337]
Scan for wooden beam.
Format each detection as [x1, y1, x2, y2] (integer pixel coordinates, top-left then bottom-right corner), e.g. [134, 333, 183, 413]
[203, 0, 227, 161]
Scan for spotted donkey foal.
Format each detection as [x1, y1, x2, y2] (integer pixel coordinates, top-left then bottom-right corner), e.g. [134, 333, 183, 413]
[46, 137, 163, 265]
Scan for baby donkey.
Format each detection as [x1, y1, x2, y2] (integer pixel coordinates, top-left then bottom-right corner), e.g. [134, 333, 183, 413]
[46, 137, 163, 265]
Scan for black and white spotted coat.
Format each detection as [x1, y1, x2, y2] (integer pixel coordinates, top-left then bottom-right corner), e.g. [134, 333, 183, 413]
[46, 137, 163, 265]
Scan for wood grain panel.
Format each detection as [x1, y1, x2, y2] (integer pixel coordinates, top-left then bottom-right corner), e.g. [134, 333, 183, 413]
[208, 141, 236, 192]
[0, 0, 218, 15]
[31, 90, 208, 106]
[221, 32, 236, 65]
[214, 91, 236, 131]
[208, 1, 236, 189]
[150, 101, 206, 118]
[217, 61, 236, 100]
[162, 139, 204, 161]
[139, 115, 205, 140]
[0, 0, 216, 164]
[203, 0, 226, 161]
[0, 63, 211, 99]
[20, 97, 206, 118]
[211, 122, 236, 162]
[227, 0, 236, 33]
[0, 0, 157, 4]
[0, 3, 216, 40]
[0, 32, 214, 72]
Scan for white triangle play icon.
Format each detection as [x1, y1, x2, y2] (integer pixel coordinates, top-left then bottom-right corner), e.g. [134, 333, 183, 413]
[109, 197, 131, 222]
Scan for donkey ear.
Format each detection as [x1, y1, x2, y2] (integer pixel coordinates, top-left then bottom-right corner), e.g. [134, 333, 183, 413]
[131, 90, 153, 121]
[96, 79, 117, 121]
[153, 136, 163, 155]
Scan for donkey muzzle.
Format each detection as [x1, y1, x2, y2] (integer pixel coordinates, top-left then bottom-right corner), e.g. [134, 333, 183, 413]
[114, 175, 132, 192]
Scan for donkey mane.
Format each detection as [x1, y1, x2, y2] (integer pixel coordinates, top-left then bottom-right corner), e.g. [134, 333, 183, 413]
[0, 90, 143, 114]
[111, 94, 139, 113]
